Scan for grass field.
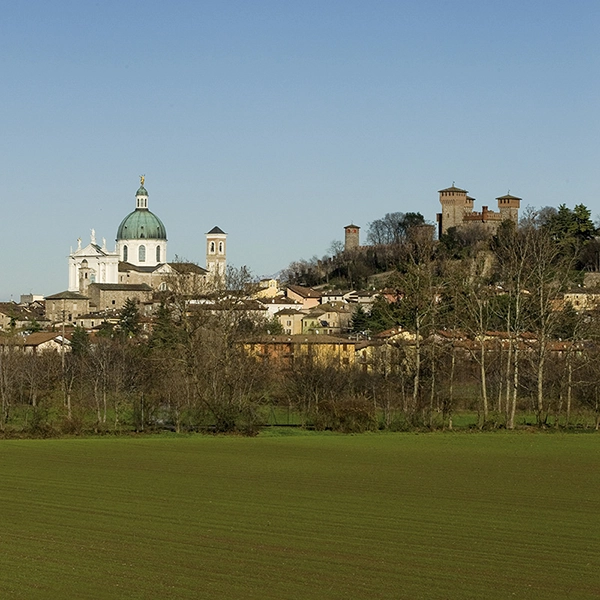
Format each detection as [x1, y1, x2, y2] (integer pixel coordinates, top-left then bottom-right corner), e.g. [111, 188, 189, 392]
[0, 431, 599, 599]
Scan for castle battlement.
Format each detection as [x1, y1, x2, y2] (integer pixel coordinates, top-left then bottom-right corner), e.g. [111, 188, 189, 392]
[462, 206, 503, 222]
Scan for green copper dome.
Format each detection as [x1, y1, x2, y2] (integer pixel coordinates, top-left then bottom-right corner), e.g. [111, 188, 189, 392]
[117, 181, 167, 241]
[116, 209, 167, 241]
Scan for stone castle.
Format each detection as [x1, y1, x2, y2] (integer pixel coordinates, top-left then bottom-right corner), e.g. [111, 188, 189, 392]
[436, 184, 520, 237]
[342, 184, 521, 250]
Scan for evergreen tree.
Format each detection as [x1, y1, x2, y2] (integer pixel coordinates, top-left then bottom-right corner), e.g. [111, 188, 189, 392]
[150, 302, 180, 348]
[119, 298, 140, 338]
[350, 305, 369, 333]
[71, 325, 90, 355]
[545, 203, 596, 246]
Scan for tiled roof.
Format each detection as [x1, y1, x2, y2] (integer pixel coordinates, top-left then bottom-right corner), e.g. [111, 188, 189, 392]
[274, 308, 303, 316]
[260, 297, 301, 305]
[118, 262, 162, 273]
[24, 332, 70, 346]
[45, 291, 89, 300]
[248, 334, 358, 345]
[317, 302, 352, 313]
[88, 283, 152, 291]
[439, 185, 468, 193]
[286, 285, 321, 298]
[168, 262, 208, 275]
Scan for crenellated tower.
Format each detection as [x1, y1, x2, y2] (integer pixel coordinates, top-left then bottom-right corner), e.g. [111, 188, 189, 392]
[437, 184, 473, 236]
[497, 193, 521, 224]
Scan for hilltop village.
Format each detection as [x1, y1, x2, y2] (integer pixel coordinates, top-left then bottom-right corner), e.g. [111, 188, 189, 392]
[2, 181, 600, 353]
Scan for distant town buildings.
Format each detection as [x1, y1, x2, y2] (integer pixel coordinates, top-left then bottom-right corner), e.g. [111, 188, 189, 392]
[0, 180, 547, 344]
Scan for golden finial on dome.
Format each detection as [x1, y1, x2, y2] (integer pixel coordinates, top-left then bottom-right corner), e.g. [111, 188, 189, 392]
[140, 175, 145, 186]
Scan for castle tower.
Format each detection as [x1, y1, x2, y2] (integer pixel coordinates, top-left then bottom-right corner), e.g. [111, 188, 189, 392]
[437, 184, 472, 235]
[344, 224, 360, 251]
[206, 226, 227, 282]
[497, 193, 521, 224]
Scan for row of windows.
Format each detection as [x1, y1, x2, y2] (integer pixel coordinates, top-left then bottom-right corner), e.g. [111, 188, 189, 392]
[122, 245, 161, 263]
[209, 241, 224, 254]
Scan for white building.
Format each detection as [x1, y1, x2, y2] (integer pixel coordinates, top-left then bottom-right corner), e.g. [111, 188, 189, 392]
[68, 231, 119, 292]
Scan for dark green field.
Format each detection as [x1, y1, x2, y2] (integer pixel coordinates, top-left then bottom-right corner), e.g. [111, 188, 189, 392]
[0, 432, 598, 599]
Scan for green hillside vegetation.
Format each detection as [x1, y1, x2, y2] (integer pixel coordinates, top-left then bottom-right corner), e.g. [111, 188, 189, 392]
[283, 205, 600, 290]
[0, 433, 598, 599]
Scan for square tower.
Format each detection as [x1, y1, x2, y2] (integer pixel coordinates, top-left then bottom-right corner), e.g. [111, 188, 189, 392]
[438, 184, 471, 235]
[206, 226, 227, 283]
[344, 224, 360, 251]
[497, 193, 521, 224]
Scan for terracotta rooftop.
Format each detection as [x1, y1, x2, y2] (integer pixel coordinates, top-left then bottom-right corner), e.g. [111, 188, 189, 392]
[45, 291, 89, 300]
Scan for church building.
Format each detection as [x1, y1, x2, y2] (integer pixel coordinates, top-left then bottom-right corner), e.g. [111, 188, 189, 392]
[63, 177, 227, 311]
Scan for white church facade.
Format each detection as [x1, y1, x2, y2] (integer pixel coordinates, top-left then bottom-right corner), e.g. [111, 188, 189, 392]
[68, 232, 120, 293]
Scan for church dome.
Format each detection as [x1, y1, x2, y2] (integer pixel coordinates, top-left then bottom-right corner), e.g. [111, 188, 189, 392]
[116, 210, 167, 240]
[116, 180, 167, 241]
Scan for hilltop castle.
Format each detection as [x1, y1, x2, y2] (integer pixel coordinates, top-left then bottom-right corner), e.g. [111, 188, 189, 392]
[436, 184, 520, 237]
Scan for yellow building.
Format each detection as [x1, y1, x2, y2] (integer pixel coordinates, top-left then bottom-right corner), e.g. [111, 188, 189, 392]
[244, 335, 358, 368]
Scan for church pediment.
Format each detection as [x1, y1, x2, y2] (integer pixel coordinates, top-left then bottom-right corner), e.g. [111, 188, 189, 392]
[72, 243, 118, 258]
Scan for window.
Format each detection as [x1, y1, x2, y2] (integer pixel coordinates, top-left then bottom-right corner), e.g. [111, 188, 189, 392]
[156, 246, 161, 262]
[210, 241, 215, 253]
[219, 242, 223, 253]
[123, 245, 128, 262]
[139, 245, 146, 262]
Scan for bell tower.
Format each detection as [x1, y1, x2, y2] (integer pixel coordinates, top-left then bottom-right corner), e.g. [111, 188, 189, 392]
[206, 226, 227, 283]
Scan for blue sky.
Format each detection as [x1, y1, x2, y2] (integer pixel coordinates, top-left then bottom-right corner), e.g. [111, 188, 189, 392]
[1, 0, 599, 300]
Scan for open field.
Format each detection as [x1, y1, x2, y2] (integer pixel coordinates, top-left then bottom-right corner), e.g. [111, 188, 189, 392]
[0, 432, 599, 599]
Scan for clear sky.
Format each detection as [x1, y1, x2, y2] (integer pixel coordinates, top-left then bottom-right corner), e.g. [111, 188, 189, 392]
[2, 0, 599, 300]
